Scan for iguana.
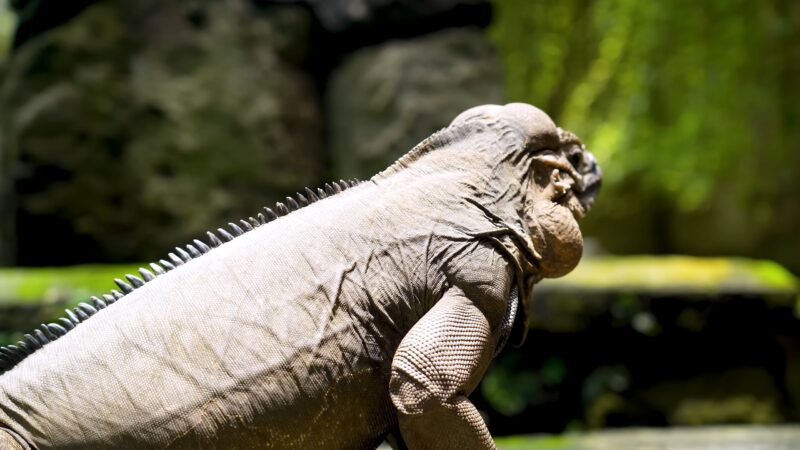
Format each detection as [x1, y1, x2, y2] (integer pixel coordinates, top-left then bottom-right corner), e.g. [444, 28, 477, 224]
[0, 103, 600, 450]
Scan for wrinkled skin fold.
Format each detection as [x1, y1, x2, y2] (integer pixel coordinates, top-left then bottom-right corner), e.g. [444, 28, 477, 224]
[0, 103, 599, 449]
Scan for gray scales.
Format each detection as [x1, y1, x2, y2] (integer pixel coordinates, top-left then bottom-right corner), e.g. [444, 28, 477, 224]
[0, 103, 600, 449]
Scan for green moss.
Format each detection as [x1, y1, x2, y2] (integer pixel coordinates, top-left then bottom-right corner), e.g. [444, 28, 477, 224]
[0, 264, 146, 341]
[751, 260, 798, 291]
[0, 0, 14, 58]
[541, 256, 797, 303]
[0, 264, 143, 304]
[496, 434, 577, 450]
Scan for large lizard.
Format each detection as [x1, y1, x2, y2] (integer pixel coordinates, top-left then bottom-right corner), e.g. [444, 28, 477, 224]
[0, 103, 600, 449]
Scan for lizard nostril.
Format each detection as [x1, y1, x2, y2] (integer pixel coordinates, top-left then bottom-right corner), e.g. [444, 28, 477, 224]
[568, 152, 582, 168]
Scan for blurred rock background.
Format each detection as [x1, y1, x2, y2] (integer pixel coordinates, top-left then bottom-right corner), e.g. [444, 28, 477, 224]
[0, 0, 501, 265]
[1, 0, 798, 273]
[0, 0, 799, 441]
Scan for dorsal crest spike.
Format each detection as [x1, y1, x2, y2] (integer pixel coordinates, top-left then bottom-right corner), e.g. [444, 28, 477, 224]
[24, 334, 41, 350]
[58, 318, 75, 330]
[175, 248, 192, 262]
[206, 231, 223, 247]
[74, 307, 90, 321]
[139, 268, 156, 281]
[263, 208, 278, 221]
[114, 278, 134, 294]
[305, 187, 319, 202]
[77, 303, 98, 316]
[16, 341, 32, 355]
[218, 228, 234, 241]
[169, 253, 185, 266]
[276, 202, 290, 215]
[185, 244, 201, 258]
[125, 274, 145, 288]
[193, 239, 210, 253]
[0, 178, 364, 375]
[0, 347, 20, 363]
[48, 323, 67, 336]
[228, 223, 244, 236]
[6, 345, 24, 358]
[33, 330, 49, 345]
[150, 262, 166, 275]
[65, 308, 81, 324]
[168, 253, 183, 266]
[91, 296, 107, 309]
[40, 324, 57, 341]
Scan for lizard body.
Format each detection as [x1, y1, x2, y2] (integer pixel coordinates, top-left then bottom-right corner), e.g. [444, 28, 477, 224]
[0, 103, 600, 449]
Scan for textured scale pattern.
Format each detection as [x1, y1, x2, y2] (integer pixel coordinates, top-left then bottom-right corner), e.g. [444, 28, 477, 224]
[0, 103, 600, 449]
[390, 290, 497, 450]
[0, 179, 362, 375]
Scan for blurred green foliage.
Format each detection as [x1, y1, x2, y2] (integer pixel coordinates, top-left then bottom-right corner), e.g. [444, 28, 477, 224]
[483, 354, 567, 416]
[490, 0, 800, 270]
[0, 264, 141, 304]
[0, 263, 141, 345]
[0, 0, 15, 58]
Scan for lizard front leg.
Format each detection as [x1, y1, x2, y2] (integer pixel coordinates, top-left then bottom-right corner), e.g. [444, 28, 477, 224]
[389, 287, 497, 450]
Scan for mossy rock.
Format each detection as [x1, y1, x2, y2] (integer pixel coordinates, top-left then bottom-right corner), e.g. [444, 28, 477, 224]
[1, 1, 321, 265]
[532, 256, 798, 333]
[542, 256, 797, 297]
[326, 27, 504, 179]
[495, 426, 800, 450]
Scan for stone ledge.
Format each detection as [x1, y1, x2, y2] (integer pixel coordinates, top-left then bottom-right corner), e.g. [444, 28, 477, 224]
[531, 256, 798, 333]
[494, 425, 800, 449]
[539, 256, 797, 299]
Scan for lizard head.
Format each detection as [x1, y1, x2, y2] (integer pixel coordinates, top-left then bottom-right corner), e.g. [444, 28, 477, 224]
[451, 103, 602, 279]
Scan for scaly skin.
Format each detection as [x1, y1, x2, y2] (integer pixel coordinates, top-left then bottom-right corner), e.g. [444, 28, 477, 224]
[0, 103, 599, 449]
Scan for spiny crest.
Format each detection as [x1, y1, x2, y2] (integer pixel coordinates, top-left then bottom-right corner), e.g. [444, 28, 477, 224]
[0, 179, 362, 375]
[378, 126, 456, 177]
